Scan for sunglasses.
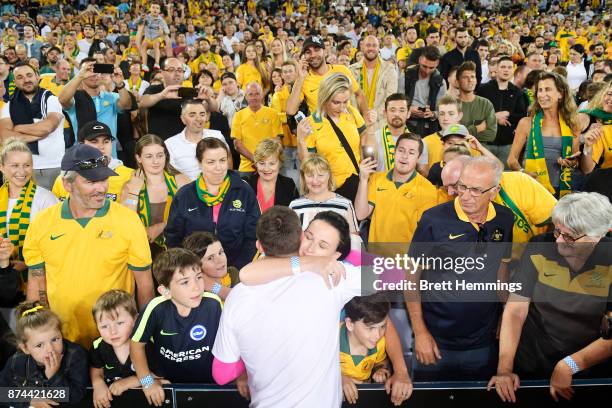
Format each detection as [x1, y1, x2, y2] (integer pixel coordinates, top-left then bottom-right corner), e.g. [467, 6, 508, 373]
[71, 156, 109, 170]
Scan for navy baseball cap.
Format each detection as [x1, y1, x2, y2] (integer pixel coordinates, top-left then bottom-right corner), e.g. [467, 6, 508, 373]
[301, 36, 324, 55]
[77, 120, 116, 143]
[61, 144, 117, 182]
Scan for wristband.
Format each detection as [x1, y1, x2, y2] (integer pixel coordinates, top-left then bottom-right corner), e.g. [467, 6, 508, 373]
[562, 356, 581, 375]
[129, 191, 140, 196]
[211, 282, 222, 295]
[125, 198, 138, 206]
[290, 256, 300, 276]
[139, 374, 155, 389]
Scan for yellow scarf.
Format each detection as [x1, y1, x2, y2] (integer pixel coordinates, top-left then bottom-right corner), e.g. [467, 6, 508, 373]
[525, 111, 574, 197]
[361, 59, 381, 110]
[196, 174, 230, 206]
[128, 76, 142, 93]
[138, 172, 177, 247]
[0, 180, 36, 260]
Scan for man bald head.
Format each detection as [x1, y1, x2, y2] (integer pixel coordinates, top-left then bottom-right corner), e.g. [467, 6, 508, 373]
[361, 35, 380, 62]
[245, 81, 264, 111]
[441, 156, 471, 198]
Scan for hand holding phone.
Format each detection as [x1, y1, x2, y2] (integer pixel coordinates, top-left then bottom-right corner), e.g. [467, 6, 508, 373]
[93, 63, 115, 74]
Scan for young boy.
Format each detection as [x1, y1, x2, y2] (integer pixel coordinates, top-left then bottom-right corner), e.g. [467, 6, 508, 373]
[51, 121, 134, 202]
[130, 248, 222, 406]
[90, 290, 140, 408]
[136, 1, 169, 70]
[341, 295, 391, 405]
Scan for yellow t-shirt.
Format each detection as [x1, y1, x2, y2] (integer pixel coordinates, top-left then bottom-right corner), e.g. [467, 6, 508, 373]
[39, 75, 66, 96]
[235, 63, 264, 90]
[231, 106, 283, 172]
[367, 170, 439, 244]
[306, 105, 365, 188]
[270, 85, 296, 147]
[189, 52, 224, 75]
[300, 64, 360, 114]
[339, 323, 386, 382]
[52, 164, 134, 202]
[22, 200, 152, 347]
[493, 171, 557, 244]
[590, 125, 612, 169]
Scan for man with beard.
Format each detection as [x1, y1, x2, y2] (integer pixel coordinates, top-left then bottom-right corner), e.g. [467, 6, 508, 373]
[397, 26, 420, 71]
[457, 61, 497, 144]
[77, 24, 96, 62]
[39, 46, 61, 75]
[18, 24, 43, 60]
[408, 27, 448, 66]
[286, 36, 367, 117]
[0, 62, 64, 189]
[439, 27, 482, 85]
[355, 133, 438, 244]
[349, 36, 398, 129]
[372, 93, 429, 176]
[23, 144, 154, 348]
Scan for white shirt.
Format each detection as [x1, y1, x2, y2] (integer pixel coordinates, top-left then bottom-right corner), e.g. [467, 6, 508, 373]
[481, 60, 490, 84]
[6, 186, 58, 230]
[213, 263, 361, 408]
[123, 78, 150, 96]
[165, 128, 228, 180]
[566, 60, 587, 91]
[76, 38, 93, 62]
[1, 95, 65, 169]
[222, 35, 240, 54]
[379, 45, 397, 61]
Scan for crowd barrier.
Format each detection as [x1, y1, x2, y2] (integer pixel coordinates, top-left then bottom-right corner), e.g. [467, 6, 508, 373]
[62, 379, 612, 407]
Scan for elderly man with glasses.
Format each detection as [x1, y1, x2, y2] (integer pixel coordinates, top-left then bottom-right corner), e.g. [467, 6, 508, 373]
[405, 156, 514, 381]
[489, 192, 612, 404]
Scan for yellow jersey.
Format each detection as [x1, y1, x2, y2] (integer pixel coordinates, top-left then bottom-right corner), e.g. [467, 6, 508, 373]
[299, 64, 360, 114]
[231, 106, 283, 172]
[339, 323, 386, 382]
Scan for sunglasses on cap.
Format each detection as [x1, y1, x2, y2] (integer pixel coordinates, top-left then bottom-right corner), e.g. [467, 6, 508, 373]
[71, 156, 109, 171]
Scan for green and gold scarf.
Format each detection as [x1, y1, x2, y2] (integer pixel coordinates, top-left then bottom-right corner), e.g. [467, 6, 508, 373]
[196, 174, 230, 206]
[361, 58, 380, 110]
[579, 108, 612, 125]
[525, 111, 574, 197]
[138, 172, 177, 247]
[381, 125, 396, 171]
[0, 180, 36, 260]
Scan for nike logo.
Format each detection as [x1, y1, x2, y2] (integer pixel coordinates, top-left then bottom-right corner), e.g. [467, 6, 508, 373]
[187, 207, 198, 212]
[543, 273, 556, 277]
[448, 233, 465, 240]
[377, 187, 388, 191]
[160, 329, 178, 336]
[105, 364, 115, 370]
[50, 234, 65, 240]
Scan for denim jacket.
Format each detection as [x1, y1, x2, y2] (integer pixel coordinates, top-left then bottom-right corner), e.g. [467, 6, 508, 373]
[0, 340, 88, 407]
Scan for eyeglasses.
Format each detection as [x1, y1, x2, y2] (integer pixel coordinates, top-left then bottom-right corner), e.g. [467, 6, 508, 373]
[553, 227, 586, 243]
[164, 68, 185, 74]
[456, 182, 497, 197]
[71, 156, 109, 170]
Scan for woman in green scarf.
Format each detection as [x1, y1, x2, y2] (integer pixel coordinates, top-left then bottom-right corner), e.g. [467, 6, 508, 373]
[121, 134, 189, 257]
[0, 139, 57, 272]
[579, 82, 612, 174]
[507, 71, 580, 197]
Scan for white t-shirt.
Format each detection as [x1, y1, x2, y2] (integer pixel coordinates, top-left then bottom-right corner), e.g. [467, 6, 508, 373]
[1, 95, 65, 169]
[76, 39, 93, 62]
[566, 61, 587, 91]
[212, 263, 361, 408]
[165, 128, 228, 180]
[6, 186, 58, 230]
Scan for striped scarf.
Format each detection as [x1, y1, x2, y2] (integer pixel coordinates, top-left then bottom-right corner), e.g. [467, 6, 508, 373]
[196, 174, 230, 206]
[361, 58, 380, 110]
[381, 125, 396, 171]
[0, 180, 36, 260]
[525, 111, 574, 197]
[138, 172, 177, 247]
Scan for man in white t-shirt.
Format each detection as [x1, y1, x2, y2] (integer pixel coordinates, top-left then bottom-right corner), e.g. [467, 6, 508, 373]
[76, 24, 95, 62]
[212, 207, 362, 408]
[0, 62, 64, 190]
[165, 99, 230, 180]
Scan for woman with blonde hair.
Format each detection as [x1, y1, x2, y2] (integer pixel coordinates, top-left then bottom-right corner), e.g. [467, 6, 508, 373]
[508, 71, 580, 197]
[289, 154, 359, 234]
[296, 72, 375, 202]
[244, 138, 298, 213]
[0, 139, 57, 265]
[269, 38, 287, 70]
[235, 42, 269, 92]
[579, 81, 612, 177]
[121, 134, 189, 255]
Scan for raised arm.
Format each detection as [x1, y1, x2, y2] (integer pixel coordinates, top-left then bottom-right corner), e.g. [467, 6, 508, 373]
[507, 117, 530, 171]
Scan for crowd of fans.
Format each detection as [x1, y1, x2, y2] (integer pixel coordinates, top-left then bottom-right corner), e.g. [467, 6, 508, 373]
[0, 0, 610, 407]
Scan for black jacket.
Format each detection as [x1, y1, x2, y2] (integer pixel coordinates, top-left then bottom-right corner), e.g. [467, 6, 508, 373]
[244, 173, 300, 207]
[404, 65, 445, 112]
[477, 80, 529, 145]
[0, 340, 88, 407]
[165, 170, 260, 269]
[439, 47, 482, 84]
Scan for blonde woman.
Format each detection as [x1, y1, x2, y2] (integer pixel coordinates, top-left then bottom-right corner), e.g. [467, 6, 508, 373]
[235, 42, 269, 92]
[244, 139, 299, 213]
[0, 139, 57, 265]
[289, 154, 359, 234]
[269, 38, 287, 70]
[296, 72, 375, 202]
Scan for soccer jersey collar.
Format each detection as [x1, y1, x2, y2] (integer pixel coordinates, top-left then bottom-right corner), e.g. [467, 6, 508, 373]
[339, 323, 379, 365]
[61, 198, 110, 227]
[453, 198, 496, 228]
[386, 169, 416, 188]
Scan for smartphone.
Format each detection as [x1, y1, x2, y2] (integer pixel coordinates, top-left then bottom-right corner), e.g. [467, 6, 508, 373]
[294, 111, 306, 123]
[418, 107, 426, 112]
[178, 87, 198, 99]
[567, 151, 582, 160]
[93, 63, 115, 74]
[361, 145, 377, 162]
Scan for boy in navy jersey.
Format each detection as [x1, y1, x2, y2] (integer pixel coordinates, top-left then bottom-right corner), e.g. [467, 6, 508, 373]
[90, 290, 141, 408]
[130, 248, 223, 406]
